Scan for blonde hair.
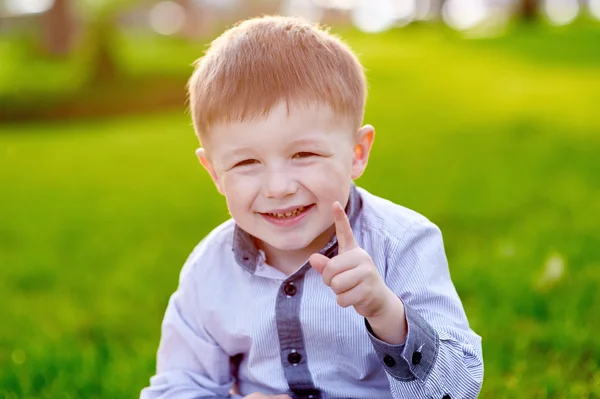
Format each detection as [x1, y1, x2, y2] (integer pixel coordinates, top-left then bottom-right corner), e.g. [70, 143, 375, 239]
[188, 15, 367, 141]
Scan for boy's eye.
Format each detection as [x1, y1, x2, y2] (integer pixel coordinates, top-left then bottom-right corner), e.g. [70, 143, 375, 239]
[293, 152, 317, 159]
[233, 159, 259, 168]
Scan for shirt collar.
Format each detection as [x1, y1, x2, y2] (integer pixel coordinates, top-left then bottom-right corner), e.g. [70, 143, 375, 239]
[232, 182, 363, 274]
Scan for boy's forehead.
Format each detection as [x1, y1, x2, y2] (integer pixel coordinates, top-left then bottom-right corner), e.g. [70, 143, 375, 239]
[207, 101, 355, 142]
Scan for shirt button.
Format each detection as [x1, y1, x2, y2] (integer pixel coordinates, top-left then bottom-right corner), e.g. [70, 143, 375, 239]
[442, 395, 451, 399]
[412, 350, 422, 365]
[383, 355, 396, 367]
[284, 282, 297, 296]
[288, 351, 302, 365]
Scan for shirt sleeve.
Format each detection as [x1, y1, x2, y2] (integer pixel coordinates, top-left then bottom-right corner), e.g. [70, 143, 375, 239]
[140, 244, 236, 399]
[365, 220, 484, 399]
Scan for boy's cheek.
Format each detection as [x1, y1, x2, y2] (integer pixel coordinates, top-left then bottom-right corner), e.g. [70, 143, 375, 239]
[308, 161, 352, 187]
[221, 174, 257, 194]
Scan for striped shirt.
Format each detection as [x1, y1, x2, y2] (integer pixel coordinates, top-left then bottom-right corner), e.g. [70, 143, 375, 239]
[141, 184, 483, 399]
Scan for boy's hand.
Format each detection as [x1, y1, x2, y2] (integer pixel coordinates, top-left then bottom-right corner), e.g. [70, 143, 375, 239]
[309, 202, 407, 344]
[309, 202, 396, 318]
[243, 394, 291, 399]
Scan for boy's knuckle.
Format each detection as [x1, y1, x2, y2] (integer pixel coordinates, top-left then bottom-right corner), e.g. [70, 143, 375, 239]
[331, 280, 339, 292]
[331, 276, 343, 292]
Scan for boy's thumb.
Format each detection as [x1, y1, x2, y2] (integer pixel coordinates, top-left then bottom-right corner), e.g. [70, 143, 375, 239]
[309, 253, 329, 274]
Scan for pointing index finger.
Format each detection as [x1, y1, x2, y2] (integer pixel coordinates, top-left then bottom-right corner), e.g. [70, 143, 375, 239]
[333, 201, 357, 253]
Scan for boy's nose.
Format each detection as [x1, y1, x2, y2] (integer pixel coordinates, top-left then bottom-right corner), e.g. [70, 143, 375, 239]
[263, 171, 298, 199]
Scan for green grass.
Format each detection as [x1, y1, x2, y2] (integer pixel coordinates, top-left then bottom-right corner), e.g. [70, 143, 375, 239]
[1, 23, 600, 398]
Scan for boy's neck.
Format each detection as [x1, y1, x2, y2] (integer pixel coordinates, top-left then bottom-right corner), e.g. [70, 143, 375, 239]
[258, 224, 336, 276]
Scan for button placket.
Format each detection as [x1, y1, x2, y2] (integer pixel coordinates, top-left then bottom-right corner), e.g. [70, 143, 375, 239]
[275, 265, 320, 396]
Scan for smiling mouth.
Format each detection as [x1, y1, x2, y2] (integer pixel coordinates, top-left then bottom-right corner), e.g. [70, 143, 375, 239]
[262, 205, 314, 219]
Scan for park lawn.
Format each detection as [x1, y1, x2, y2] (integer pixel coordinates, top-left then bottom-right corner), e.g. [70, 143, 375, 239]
[1, 23, 600, 398]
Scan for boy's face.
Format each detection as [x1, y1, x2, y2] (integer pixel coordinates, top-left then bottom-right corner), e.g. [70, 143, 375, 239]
[197, 101, 374, 257]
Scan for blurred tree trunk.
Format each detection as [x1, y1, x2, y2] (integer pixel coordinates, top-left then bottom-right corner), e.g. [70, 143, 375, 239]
[84, 1, 140, 84]
[41, 0, 77, 56]
[520, 0, 539, 21]
[88, 14, 118, 84]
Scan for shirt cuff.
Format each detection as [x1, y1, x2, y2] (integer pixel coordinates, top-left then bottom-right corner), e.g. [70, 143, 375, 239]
[365, 302, 439, 382]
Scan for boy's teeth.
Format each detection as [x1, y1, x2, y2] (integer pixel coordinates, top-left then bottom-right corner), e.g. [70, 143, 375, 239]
[269, 206, 305, 218]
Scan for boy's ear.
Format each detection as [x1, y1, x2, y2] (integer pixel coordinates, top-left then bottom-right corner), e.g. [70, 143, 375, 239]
[196, 148, 224, 195]
[351, 124, 375, 179]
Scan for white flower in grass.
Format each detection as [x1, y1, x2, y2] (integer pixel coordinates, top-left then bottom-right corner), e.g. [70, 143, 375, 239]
[536, 253, 566, 291]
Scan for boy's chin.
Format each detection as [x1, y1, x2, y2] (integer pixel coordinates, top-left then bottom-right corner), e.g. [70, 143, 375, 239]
[260, 228, 333, 254]
[262, 238, 313, 252]
[259, 233, 319, 253]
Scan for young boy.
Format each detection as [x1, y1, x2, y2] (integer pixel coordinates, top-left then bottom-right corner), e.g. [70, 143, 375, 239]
[141, 15, 483, 399]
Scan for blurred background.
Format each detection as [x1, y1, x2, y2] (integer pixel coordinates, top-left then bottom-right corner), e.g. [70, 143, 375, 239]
[1, 0, 599, 398]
